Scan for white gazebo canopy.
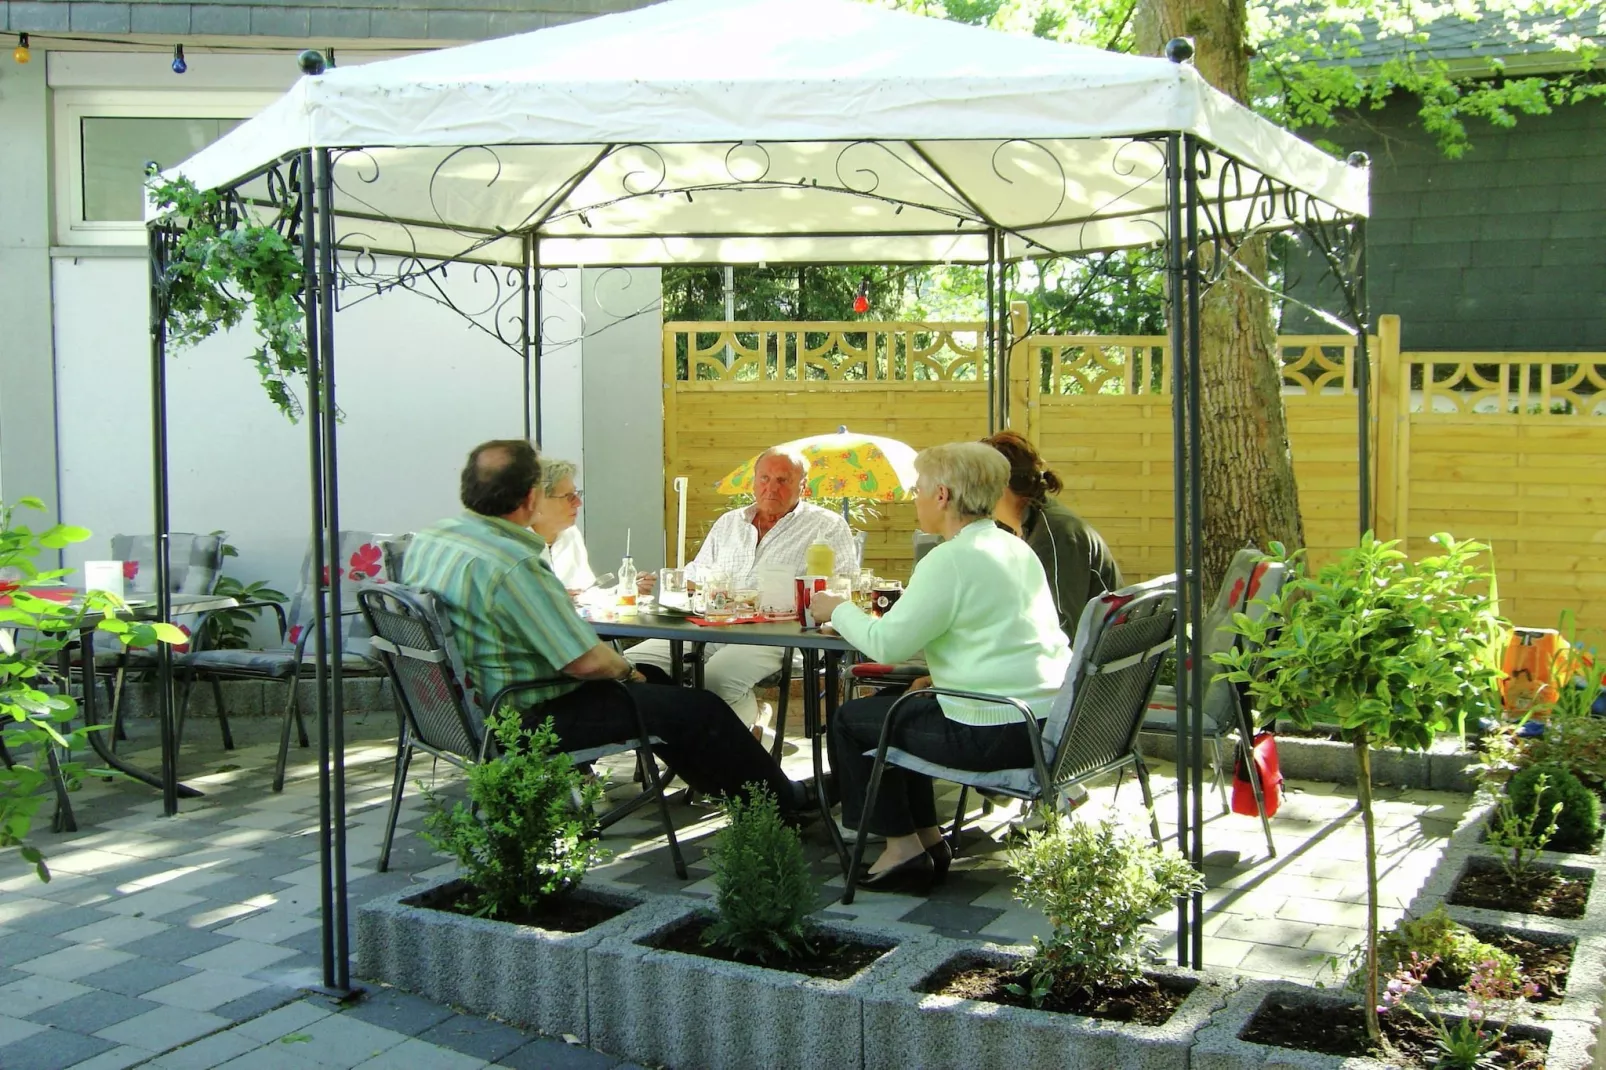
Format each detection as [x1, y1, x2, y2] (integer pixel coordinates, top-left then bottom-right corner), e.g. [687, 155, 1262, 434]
[154, 0, 1368, 266]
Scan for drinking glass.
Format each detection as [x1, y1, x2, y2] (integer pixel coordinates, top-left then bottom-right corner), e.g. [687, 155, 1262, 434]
[699, 569, 734, 620]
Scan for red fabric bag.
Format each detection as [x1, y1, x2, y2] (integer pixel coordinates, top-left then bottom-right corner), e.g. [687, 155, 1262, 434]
[1232, 732, 1282, 818]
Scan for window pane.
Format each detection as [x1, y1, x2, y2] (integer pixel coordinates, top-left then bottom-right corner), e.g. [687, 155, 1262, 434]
[80, 117, 243, 222]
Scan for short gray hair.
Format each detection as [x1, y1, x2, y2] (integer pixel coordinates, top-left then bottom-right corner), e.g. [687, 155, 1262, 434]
[755, 446, 809, 483]
[538, 457, 578, 494]
[915, 443, 1009, 518]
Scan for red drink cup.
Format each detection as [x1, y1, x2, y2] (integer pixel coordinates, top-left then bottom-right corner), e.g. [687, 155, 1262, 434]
[795, 576, 828, 625]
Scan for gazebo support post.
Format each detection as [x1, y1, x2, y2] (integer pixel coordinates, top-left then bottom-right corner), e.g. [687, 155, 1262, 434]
[1183, 136, 1207, 967]
[1164, 132, 1190, 963]
[147, 223, 179, 817]
[985, 230, 997, 433]
[314, 146, 355, 996]
[523, 232, 539, 441]
[1354, 217, 1371, 536]
[994, 232, 1010, 429]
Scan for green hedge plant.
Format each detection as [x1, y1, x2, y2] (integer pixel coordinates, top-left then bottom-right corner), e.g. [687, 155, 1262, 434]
[1507, 763, 1599, 853]
[421, 709, 604, 919]
[1214, 532, 1503, 1042]
[704, 785, 816, 964]
[1005, 816, 1203, 1004]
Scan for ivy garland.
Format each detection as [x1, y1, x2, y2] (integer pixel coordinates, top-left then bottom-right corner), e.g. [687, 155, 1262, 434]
[147, 171, 308, 420]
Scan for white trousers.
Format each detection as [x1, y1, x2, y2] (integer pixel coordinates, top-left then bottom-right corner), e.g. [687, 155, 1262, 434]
[627, 639, 785, 727]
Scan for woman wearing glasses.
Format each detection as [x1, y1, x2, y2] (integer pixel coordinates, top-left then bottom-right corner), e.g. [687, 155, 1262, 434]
[530, 458, 595, 592]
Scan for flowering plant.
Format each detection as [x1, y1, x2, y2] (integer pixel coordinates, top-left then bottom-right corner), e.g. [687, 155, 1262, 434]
[1378, 951, 1538, 1069]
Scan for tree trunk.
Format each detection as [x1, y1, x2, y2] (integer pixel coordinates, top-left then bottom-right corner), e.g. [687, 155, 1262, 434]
[1135, 0, 1305, 589]
[1353, 736, 1382, 1042]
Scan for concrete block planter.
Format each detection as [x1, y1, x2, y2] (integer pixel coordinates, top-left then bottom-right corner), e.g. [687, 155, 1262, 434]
[355, 876, 651, 1042]
[1417, 847, 1606, 936]
[587, 897, 925, 1070]
[860, 940, 1232, 1070]
[1193, 979, 1595, 1070]
[1137, 732, 1475, 793]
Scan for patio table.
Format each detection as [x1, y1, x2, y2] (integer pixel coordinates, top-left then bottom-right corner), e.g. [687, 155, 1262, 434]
[591, 611, 858, 868]
[47, 591, 240, 831]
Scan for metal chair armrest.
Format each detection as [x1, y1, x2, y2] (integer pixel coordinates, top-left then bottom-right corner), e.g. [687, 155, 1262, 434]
[883, 687, 1053, 798]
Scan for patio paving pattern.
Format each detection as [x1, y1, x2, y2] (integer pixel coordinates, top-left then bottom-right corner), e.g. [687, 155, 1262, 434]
[0, 710, 1470, 1069]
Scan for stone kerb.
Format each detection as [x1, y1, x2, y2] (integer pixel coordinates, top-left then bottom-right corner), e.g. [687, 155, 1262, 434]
[1137, 732, 1477, 793]
[859, 940, 1232, 1070]
[586, 897, 930, 1070]
[355, 876, 652, 1043]
[1192, 979, 1595, 1070]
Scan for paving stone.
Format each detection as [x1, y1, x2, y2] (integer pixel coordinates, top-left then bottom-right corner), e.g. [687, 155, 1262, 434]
[350, 1036, 488, 1070]
[143, 970, 269, 1012]
[5, 905, 112, 937]
[76, 958, 200, 997]
[2, 975, 96, 1017]
[497, 1036, 619, 1070]
[170, 875, 293, 907]
[211, 1045, 323, 1070]
[211, 985, 300, 1024]
[146, 1028, 259, 1069]
[337, 988, 456, 1037]
[280, 1012, 409, 1067]
[0, 897, 61, 926]
[0, 1014, 48, 1046]
[94, 1005, 230, 1051]
[27, 991, 161, 1034]
[16, 943, 137, 981]
[0, 929, 74, 966]
[0, 1027, 117, 1070]
[182, 938, 299, 975]
[119, 925, 235, 964]
[897, 899, 1005, 937]
[416, 1014, 531, 1063]
[97, 889, 207, 919]
[229, 1000, 335, 1044]
[59, 915, 172, 948]
[64, 1044, 157, 1070]
[212, 910, 321, 945]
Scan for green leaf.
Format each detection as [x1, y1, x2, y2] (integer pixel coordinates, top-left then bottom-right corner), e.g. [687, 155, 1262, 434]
[149, 622, 188, 644]
[38, 525, 92, 549]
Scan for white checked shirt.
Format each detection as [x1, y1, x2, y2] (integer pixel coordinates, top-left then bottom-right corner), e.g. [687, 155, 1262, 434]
[689, 501, 859, 588]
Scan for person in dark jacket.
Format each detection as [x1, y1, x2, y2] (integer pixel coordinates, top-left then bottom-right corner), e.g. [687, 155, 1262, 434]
[982, 430, 1121, 639]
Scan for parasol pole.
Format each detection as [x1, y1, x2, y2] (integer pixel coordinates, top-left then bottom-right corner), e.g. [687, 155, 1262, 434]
[837, 425, 850, 522]
[673, 476, 689, 568]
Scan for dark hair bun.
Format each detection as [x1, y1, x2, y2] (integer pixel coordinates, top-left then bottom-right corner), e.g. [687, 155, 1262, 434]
[1041, 467, 1063, 496]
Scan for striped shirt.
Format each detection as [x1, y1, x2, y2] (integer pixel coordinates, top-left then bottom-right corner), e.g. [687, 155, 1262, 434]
[403, 513, 597, 708]
[689, 501, 858, 588]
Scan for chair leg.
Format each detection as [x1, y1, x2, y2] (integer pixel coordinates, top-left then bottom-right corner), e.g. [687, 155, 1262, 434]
[842, 752, 891, 906]
[175, 675, 195, 749]
[947, 784, 970, 856]
[770, 653, 792, 763]
[377, 738, 414, 873]
[1212, 736, 1229, 815]
[635, 745, 687, 879]
[272, 679, 298, 793]
[210, 677, 234, 751]
[108, 668, 128, 749]
[46, 743, 77, 835]
[1133, 756, 1162, 846]
[292, 690, 310, 748]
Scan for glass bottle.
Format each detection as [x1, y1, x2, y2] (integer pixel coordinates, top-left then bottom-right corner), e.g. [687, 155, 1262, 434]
[617, 555, 638, 616]
[804, 540, 835, 577]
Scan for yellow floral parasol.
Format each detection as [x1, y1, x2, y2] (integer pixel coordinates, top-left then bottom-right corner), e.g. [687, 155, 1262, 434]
[715, 429, 919, 502]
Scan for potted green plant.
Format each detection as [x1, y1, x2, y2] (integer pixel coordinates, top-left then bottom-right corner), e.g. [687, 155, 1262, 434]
[355, 709, 647, 1041]
[589, 787, 911, 1070]
[1211, 532, 1506, 1055]
[858, 816, 1227, 1070]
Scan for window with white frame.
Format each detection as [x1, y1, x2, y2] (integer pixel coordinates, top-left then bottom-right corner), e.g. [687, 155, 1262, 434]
[54, 91, 276, 245]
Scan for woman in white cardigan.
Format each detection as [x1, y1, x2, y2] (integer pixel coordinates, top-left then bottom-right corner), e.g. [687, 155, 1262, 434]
[810, 442, 1072, 895]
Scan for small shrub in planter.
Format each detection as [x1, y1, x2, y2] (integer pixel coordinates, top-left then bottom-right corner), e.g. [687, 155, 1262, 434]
[923, 815, 1203, 1023]
[420, 708, 610, 926]
[1363, 907, 1524, 996]
[1449, 854, 1594, 920]
[1507, 763, 1600, 853]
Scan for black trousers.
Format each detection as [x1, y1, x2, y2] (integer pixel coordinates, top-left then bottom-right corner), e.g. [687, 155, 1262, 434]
[528, 679, 798, 809]
[831, 693, 1040, 837]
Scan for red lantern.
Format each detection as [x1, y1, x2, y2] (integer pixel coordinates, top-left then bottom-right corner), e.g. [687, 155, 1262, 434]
[852, 277, 870, 315]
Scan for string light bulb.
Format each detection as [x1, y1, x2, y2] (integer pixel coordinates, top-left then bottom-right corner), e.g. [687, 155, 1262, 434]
[13, 33, 30, 64]
[852, 277, 870, 315]
[171, 44, 186, 74]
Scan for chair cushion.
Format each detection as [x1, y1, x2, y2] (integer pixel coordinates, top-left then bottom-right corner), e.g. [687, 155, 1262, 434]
[567, 736, 663, 766]
[874, 746, 1040, 800]
[181, 649, 378, 677]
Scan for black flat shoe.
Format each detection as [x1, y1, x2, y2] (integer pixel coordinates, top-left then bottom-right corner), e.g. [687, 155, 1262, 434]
[926, 838, 953, 883]
[855, 850, 935, 895]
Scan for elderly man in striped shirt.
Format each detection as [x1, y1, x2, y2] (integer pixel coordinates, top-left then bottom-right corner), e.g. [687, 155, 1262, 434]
[629, 446, 857, 731]
[404, 440, 816, 816]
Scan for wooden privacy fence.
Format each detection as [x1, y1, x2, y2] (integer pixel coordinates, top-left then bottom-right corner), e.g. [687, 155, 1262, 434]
[662, 308, 1606, 631]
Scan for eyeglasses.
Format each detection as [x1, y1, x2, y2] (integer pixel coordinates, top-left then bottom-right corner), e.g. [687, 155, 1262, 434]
[558, 489, 582, 505]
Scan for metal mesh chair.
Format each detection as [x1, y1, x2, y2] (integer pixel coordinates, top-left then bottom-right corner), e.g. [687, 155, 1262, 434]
[177, 531, 391, 791]
[1143, 548, 1288, 856]
[90, 533, 229, 747]
[358, 584, 686, 878]
[842, 574, 1178, 904]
